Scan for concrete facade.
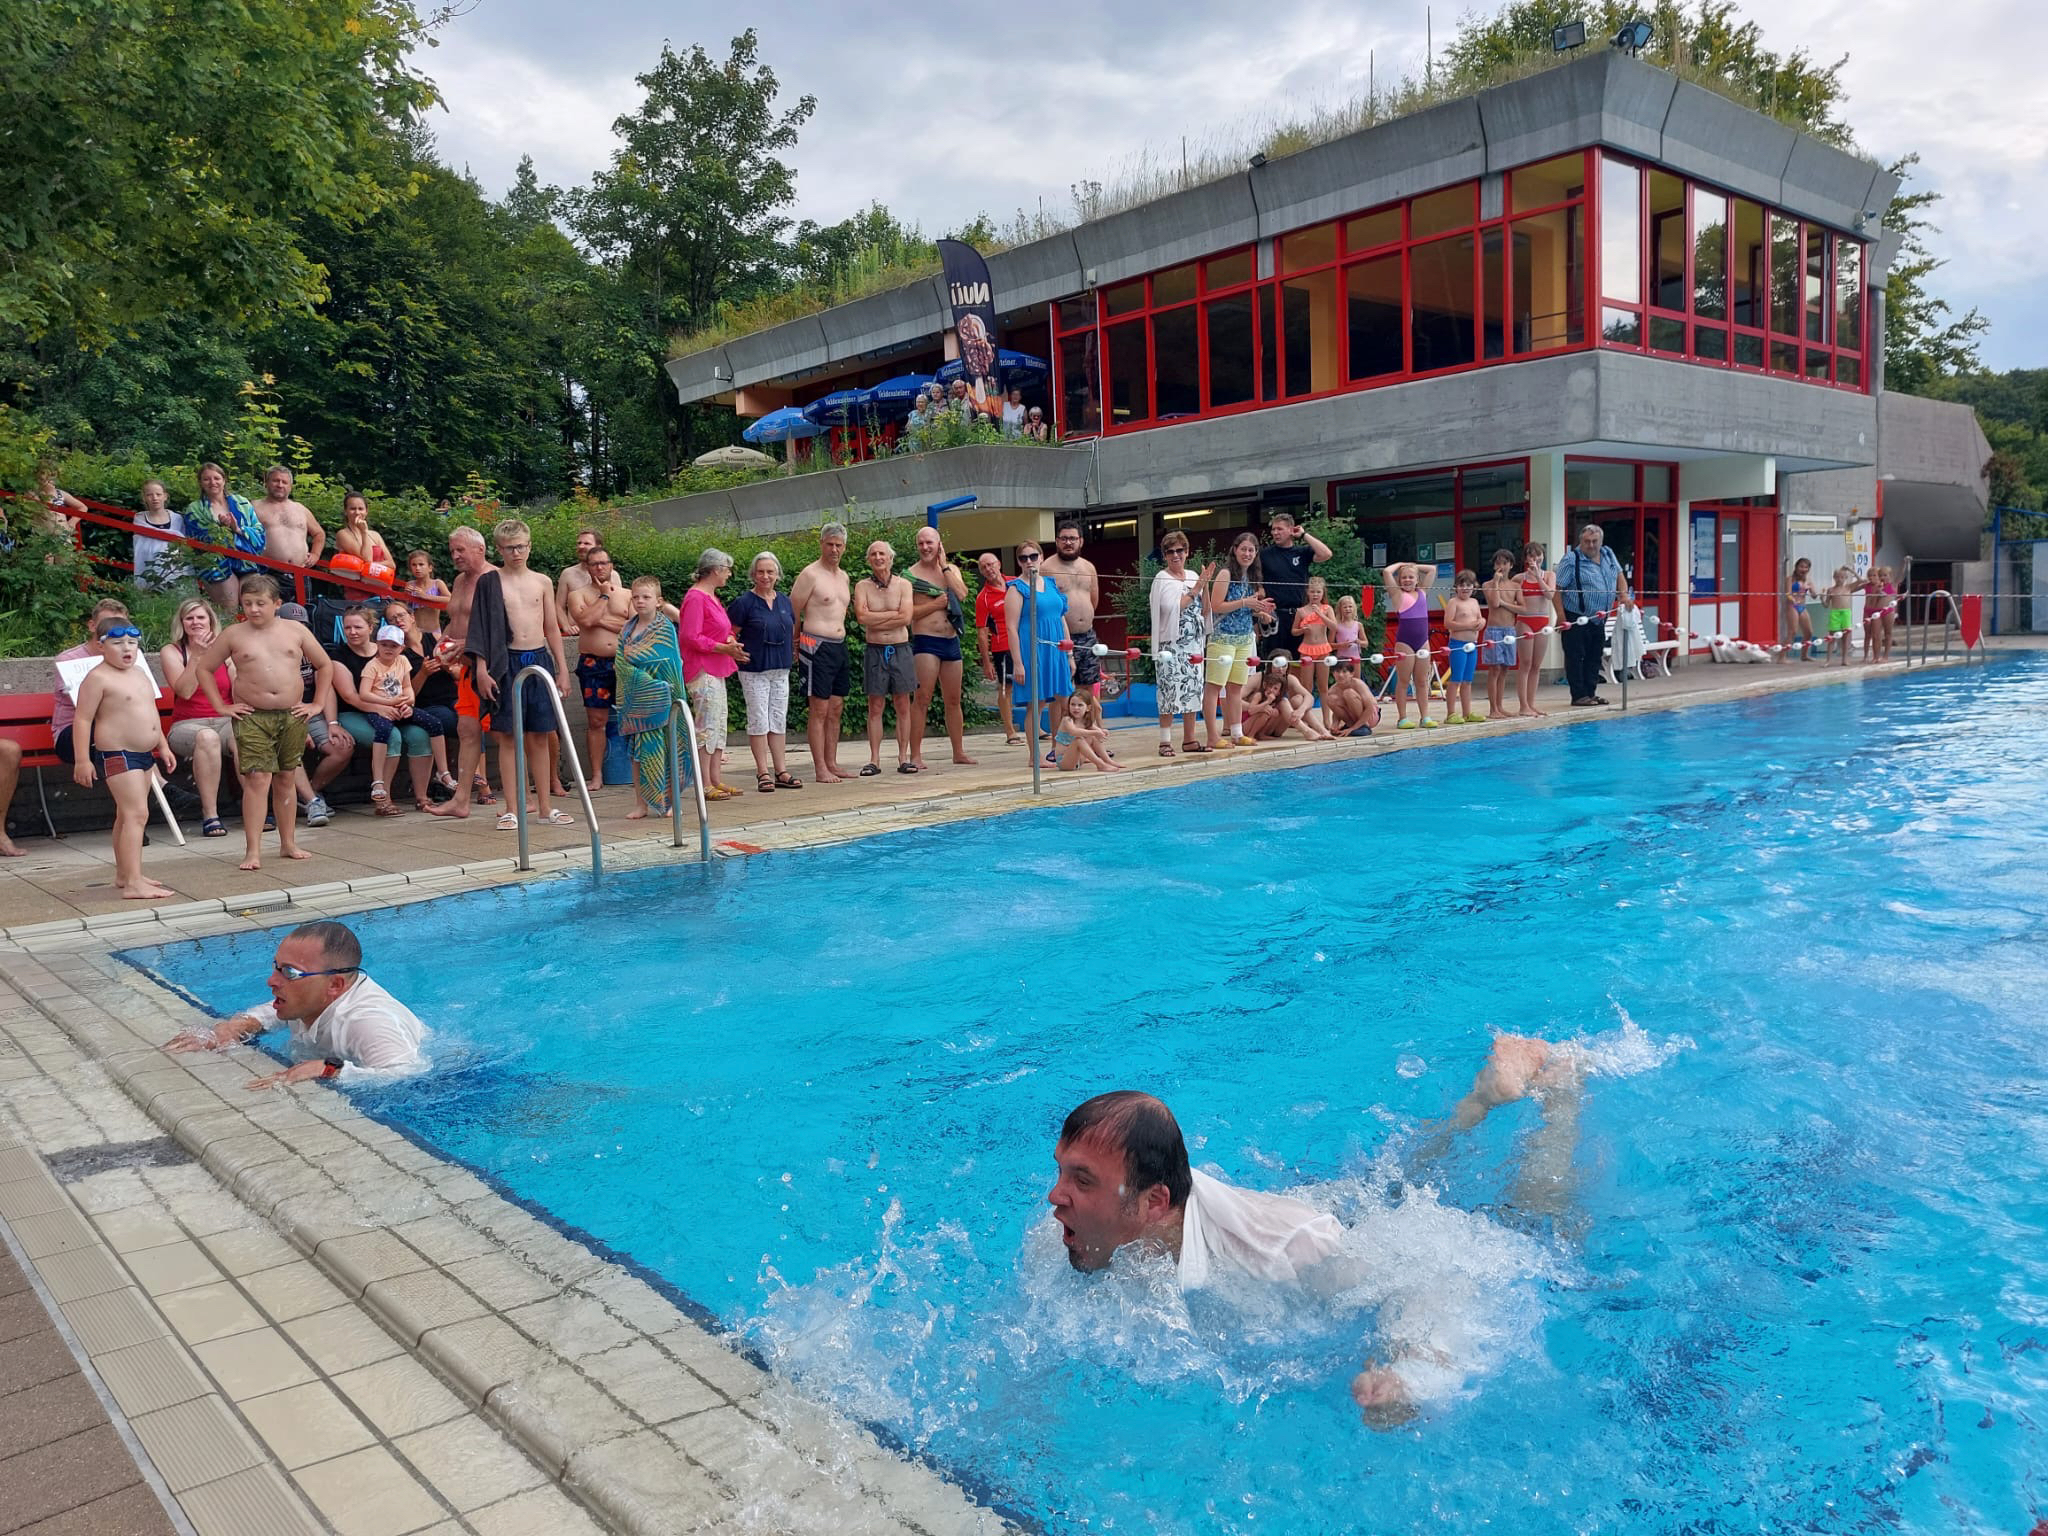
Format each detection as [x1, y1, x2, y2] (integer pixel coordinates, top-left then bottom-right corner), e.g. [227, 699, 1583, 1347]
[666, 53, 1895, 406]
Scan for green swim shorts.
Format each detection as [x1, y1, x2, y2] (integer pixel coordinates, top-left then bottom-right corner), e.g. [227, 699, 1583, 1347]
[233, 708, 308, 775]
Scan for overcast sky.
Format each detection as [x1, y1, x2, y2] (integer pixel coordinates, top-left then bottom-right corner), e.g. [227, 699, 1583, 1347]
[420, 0, 2045, 370]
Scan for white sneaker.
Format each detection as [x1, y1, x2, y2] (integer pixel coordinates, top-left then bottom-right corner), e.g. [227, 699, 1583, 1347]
[303, 795, 333, 827]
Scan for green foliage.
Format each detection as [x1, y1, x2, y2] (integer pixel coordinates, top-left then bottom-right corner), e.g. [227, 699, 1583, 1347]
[1934, 369, 2048, 511]
[1880, 156, 1989, 400]
[0, 0, 438, 343]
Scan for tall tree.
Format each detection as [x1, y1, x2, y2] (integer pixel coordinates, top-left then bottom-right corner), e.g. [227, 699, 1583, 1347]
[1878, 155, 1988, 398]
[568, 30, 816, 483]
[0, 0, 439, 344]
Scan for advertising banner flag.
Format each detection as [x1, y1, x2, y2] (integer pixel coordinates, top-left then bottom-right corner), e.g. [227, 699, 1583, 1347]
[937, 239, 1002, 418]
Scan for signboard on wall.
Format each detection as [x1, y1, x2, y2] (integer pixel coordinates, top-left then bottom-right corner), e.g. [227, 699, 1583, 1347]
[937, 239, 1002, 419]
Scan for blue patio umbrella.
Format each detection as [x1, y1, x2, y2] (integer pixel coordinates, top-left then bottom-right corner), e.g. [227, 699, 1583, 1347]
[800, 389, 872, 428]
[935, 350, 1050, 383]
[741, 407, 823, 444]
[866, 373, 937, 409]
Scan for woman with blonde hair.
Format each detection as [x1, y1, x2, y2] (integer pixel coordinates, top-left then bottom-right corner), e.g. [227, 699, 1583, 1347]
[158, 599, 238, 836]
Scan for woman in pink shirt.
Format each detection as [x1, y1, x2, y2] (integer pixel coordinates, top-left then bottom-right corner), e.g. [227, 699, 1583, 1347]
[677, 548, 748, 800]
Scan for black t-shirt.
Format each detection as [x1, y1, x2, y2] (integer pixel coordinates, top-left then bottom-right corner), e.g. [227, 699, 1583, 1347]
[1259, 544, 1315, 611]
[409, 645, 457, 710]
[328, 643, 372, 705]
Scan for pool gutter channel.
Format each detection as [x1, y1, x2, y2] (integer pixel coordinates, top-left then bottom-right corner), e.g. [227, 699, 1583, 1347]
[0, 946, 1023, 1536]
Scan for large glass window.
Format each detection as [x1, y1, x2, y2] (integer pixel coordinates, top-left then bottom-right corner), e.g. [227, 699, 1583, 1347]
[1650, 171, 1686, 314]
[1769, 214, 1800, 337]
[1152, 306, 1199, 417]
[1057, 332, 1100, 434]
[1732, 200, 1766, 329]
[1835, 240, 1863, 353]
[1334, 465, 1527, 575]
[1512, 154, 1585, 213]
[1153, 263, 1197, 307]
[1482, 227, 1506, 361]
[1257, 286, 1278, 401]
[1104, 279, 1146, 318]
[1105, 321, 1148, 424]
[1412, 184, 1474, 239]
[1205, 293, 1255, 409]
[1344, 255, 1403, 381]
[1512, 206, 1584, 352]
[1345, 207, 1401, 253]
[1283, 225, 1338, 273]
[1282, 270, 1338, 396]
[1803, 229, 1828, 344]
[1692, 191, 1727, 321]
[1601, 157, 1642, 306]
[1206, 250, 1253, 289]
[1410, 235, 1477, 373]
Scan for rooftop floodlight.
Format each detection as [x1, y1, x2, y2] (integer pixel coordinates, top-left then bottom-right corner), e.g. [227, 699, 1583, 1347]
[1249, 152, 1269, 170]
[1612, 18, 1653, 54]
[1553, 20, 1587, 51]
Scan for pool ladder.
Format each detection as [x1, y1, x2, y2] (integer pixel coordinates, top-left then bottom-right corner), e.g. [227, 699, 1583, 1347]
[1903, 590, 1987, 670]
[505, 665, 711, 879]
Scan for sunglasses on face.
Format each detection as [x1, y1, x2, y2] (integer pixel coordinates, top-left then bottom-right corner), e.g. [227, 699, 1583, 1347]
[1019, 553, 1041, 562]
[272, 962, 360, 982]
[101, 626, 143, 640]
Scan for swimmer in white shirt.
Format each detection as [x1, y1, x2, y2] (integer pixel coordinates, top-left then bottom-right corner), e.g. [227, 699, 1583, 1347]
[167, 920, 427, 1088]
[1047, 1035, 1580, 1428]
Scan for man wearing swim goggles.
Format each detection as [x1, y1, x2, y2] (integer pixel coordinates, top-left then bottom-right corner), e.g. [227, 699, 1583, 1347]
[166, 919, 427, 1087]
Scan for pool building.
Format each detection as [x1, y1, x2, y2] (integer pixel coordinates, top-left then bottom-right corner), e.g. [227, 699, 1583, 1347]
[660, 51, 1990, 658]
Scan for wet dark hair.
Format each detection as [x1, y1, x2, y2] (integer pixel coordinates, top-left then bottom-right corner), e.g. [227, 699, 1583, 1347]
[1059, 1091, 1192, 1209]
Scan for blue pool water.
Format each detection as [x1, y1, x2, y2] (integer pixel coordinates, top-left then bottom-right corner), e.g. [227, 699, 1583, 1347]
[128, 657, 2048, 1534]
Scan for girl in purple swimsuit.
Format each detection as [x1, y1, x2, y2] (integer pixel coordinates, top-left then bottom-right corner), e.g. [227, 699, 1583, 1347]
[1382, 561, 1437, 729]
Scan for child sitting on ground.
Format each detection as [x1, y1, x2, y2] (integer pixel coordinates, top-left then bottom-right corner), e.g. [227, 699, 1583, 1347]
[358, 624, 415, 816]
[1054, 693, 1127, 773]
[1291, 576, 1340, 704]
[1823, 566, 1857, 667]
[1441, 569, 1484, 723]
[1243, 655, 1337, 742]
[70, 614, 177, 900]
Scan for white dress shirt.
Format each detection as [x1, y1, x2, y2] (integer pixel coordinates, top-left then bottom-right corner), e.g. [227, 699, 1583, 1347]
[239, 973, 427, 1080]
[1176, 1168, 1345, 1290]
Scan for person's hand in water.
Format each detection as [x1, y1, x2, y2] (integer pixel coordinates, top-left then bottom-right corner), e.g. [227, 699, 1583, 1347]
[1350, 1365, 1416, 1430]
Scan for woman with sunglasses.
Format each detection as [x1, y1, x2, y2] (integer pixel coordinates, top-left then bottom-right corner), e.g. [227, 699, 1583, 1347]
[165, 919, 426, 1086]
[1003, 540, 1071, 752]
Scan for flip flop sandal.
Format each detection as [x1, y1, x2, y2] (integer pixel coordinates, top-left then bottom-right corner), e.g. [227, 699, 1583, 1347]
[201, 817, 227, 837]
[774, 773, 804, 789]
[897, 763, 920, 774]
[496, 811, 519, 830]
[541, 809, 575, 825]
[859, 764, 881, 777]
[1182, 742, 1212, 754]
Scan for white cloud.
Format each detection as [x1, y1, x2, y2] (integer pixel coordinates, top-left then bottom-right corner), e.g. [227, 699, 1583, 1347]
[420, 0, 2046, 367]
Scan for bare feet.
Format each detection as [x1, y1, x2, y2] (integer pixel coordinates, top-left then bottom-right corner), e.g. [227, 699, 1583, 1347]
[953, 753, 978, 765]
[0, 838, 21, 858]
[280, 847, 313, 862]
[424, 801, 470, 819]
[625, 808, 648, 820]
[118, 879, 174, 901]
[238, 856, 262, 871]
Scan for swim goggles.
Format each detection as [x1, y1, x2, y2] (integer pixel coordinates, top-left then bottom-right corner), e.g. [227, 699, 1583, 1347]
[100, 625, 144, 640]
[272, 962, 361, 981]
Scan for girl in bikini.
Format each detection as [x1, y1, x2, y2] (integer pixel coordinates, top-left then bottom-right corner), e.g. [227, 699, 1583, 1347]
[1515, 542, 1557, 719]
[1290, 575, 1340, 705]
[1053, 692, 1125, 773]
[1383, 561, 1436, 729]
[1783, 557, 1815, 663]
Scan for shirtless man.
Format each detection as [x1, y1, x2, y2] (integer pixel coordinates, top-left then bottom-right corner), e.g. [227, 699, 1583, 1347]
[905, 526, 974, 770]
[253, 466, 326, 570]
[1048, 1035, 1582, 1433]
[567, 548, 629, 787]
[1039, 519, 1103, 697]
[854, 541, 916, 775]
[556, 529, 601, 638]
[790, 522, 853, 783]
[484, 519, 572, 827]
[424, 526, 494, 819]
[176, 573, 331, 870]
[70, 614, 178, 899]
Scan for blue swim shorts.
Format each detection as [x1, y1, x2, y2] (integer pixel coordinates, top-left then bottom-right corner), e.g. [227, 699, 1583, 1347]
[1447, 638, 1479, 684]
[1481, 625, 1517, 668]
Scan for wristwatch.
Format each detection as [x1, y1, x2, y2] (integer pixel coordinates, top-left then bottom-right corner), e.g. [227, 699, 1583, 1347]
[320, 1057, 344, 1079]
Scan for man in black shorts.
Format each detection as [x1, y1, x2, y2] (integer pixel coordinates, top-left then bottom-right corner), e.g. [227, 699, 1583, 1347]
[790, 522, 854, 783]
[1040, 519, 1102, 694]
[1258, 511, 1332, 657]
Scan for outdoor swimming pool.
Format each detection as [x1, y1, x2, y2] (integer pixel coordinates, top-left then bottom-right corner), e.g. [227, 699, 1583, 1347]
[128, 656, 2047, 1534]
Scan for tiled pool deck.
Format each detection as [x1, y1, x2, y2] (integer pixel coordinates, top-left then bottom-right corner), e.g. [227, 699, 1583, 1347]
[0, 646, 2016, 1535]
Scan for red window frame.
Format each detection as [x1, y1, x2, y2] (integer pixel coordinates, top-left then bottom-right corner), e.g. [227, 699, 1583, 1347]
[1049, 155, 1598, 440]
[1595, 153, 1867, 393]
[1329, 457, 1533, 575]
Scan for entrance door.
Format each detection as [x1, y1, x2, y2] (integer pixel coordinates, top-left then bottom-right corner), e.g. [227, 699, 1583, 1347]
[1689, 508, 1741, 648]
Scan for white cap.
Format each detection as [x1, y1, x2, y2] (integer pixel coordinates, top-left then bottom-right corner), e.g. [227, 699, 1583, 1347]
[376, 624, 405, 645]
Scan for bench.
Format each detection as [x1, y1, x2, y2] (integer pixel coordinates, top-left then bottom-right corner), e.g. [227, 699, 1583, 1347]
[0, 688, 179, 839]
[1601, 615, 1680, 684]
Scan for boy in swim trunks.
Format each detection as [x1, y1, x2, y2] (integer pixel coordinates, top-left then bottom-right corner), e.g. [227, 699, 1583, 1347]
[1823, 566, 1857, 667]
[70, 613, 178, 900]
[1482, 549, 1521, 718]
[1441, 570, 1484, 723]
[175, 573, 332, 870]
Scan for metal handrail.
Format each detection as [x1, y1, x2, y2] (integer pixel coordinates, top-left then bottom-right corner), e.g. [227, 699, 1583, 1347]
[508, 665, 603, 877]
[1911, 589, 1962, 669]
[664, 693, 712, 863]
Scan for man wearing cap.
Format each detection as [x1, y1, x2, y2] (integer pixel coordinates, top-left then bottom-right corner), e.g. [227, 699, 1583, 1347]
[167, 920, 426, 1088]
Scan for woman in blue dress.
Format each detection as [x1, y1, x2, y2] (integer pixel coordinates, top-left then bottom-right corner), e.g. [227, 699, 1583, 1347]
[1003, 539, 1070, 745]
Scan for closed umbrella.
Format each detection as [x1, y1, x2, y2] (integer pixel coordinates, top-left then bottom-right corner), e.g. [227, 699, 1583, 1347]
[692, 445, 778, 469]
[741, 407, 824, 444]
